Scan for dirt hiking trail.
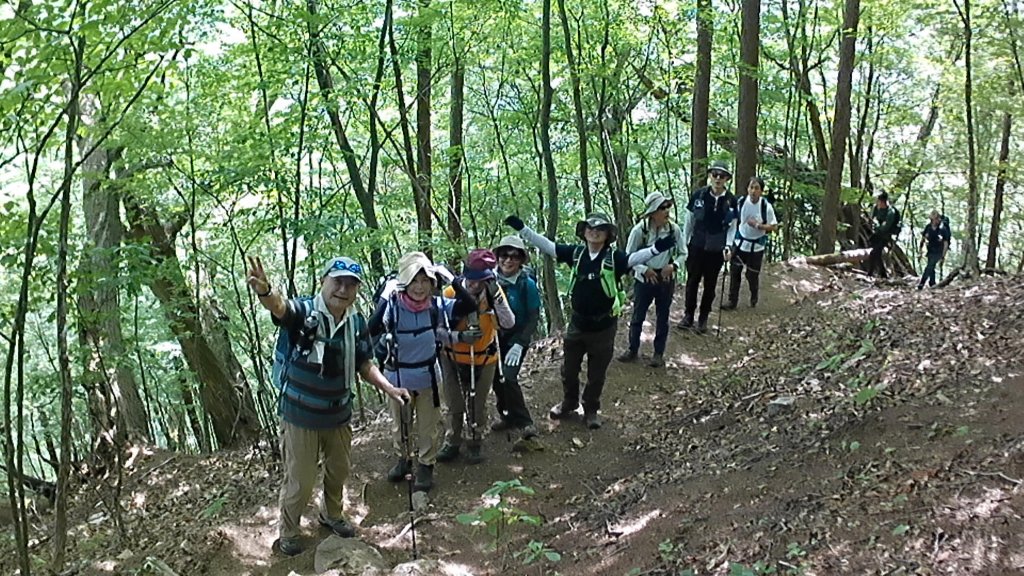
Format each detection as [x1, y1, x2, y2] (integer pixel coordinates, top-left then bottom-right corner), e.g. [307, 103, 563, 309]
[5, 264, 1023, 576]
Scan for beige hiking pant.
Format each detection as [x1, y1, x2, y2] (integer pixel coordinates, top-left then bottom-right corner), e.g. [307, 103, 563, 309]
[278, 421, 351, 539]
[441, 355, 494, 448]
[389, 390, 441, 466]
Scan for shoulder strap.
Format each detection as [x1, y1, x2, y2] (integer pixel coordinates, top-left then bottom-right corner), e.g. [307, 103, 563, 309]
[760, 198, 768, 222]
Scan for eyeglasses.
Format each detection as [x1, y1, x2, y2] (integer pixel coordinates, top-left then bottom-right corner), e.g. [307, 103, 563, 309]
[497, 252, 523, 260]
[710, 171, 730, 179]
[330, 260, 363, 274]
[658, 203, 672, 211]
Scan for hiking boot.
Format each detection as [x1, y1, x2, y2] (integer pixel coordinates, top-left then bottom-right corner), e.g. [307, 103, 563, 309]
[466, 445, 485, 465]
[721, 300, 737, 311]
[750, 294, 758, 307]
[413, 464, 434, 492]
[436, 443, 461, 463]
[318, 514, 356, 538]
[616, 350, 638, 363]
[584, 412, 602, 430]
[387, 458, 412, 483]
[648, 353, 664, 368]
[521, 424, 538, 439]
[490, 418, 514, 432]
[277, 537, 303, 556]
[695, 318, 708, 335]
[549, 400, 579, 420]
[677, 314, 695, 330]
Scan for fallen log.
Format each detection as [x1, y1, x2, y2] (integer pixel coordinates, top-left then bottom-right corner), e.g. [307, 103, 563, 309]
[791, 248, 872, 266]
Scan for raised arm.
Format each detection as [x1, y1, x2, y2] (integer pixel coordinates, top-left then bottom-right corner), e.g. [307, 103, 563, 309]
[505, 215, 557, 258]
[246, 255, 287, 319]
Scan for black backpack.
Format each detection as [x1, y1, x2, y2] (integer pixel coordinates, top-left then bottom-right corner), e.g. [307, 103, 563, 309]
[891, 208, 903, 236]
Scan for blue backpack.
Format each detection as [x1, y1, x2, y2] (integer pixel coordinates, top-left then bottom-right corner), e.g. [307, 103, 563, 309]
[270, 296, 316, 391]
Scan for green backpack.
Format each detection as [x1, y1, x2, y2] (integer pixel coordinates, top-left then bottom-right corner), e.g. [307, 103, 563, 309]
[566, 246, 626, 317]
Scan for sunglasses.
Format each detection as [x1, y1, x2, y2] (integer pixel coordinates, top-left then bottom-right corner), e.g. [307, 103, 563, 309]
[497, 252, 523, 260]
[710, 171, 731, 179]
[658, 203, 673, 211]
[330, 260, 363, 274]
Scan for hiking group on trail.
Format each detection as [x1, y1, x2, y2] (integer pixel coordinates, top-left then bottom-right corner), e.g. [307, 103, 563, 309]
[243, 159, 952, 556]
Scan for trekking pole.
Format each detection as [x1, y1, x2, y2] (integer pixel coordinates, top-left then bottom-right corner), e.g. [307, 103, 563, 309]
[469, 343, 478, 446]
[400, 401, 418, 559]
[717, 256, 728, 338]
[491, 320, 513, 443]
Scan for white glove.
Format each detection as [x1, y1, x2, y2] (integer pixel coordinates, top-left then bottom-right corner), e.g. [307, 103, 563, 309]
[505, 344, 524, 367]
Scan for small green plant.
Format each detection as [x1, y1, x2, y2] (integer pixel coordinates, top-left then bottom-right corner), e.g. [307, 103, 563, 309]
[658, 539, 677, 562]
[854, 386, 878, 405]
[200, 496, 228, 518]
[785, 542, 806, 559]
[514, 540, 561, 565]
[456, 479, 541, 553]
[729, 561, 777, 575]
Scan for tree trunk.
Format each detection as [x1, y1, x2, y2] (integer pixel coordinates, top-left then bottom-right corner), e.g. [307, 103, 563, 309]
[735, 0, 761, 194]
[957, 0, 981, 275]
[448, 59, 465, 242]
[123, 193, 261, 449]
[53, 38, 83, 572]
[416, 0, 433, 248]
[792, 248, 872, 266]
[77, 102, 150, 454]
[691, 0, 713, 192]
[815, 0, 861, 254]
[557, 0, 593, 213]
[540, 0, 565, 332]
[986, 111, 1010, 269]
[305, 0, 384, 272]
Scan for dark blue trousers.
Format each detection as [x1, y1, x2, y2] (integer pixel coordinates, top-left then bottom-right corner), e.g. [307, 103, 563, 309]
[628, 279, 675, 355]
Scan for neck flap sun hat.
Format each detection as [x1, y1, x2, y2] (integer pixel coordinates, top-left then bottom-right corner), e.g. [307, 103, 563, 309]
[575, 212, 618, 244]
[463, 248, 497, 280]
[494, 235, 530, 264]
[640, 192, 673, 219]
[321, 256, 363, 282]
[396, 251, 437, 288]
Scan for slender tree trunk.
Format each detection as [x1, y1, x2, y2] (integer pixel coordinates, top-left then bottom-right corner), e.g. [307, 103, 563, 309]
[691, 0, 713, 191]
[305, 0, 384, 272]
[52, 35, 84, 573]
[735, 0, 761, 193]
[416, 0, 433, 248]
[540, 0, 565, 331]
[815, 0, 861, 254]
[986, 111, 1011, 268]
[448, 58, 465, 242]
[956, 0, 981, 275]
[557, 0, 592, 213]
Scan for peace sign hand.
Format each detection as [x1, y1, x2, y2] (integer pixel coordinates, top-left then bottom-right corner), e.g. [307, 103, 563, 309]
[246, 255, 271, 296]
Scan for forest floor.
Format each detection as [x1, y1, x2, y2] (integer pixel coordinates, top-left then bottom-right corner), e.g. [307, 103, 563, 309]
[4, 263, 1024, 576]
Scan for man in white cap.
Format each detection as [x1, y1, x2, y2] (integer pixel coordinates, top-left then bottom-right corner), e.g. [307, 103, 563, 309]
[619, 192, 687, 367]
[246, 255, 410, 556]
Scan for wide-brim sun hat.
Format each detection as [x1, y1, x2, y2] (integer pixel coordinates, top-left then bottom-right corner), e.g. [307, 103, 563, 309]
[575, 212, 618, 244]
[396, 251, 437, 288]
[494, 235, 530, 264]
[320, 256, 363, 282]
[640, 192, 673, 219]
